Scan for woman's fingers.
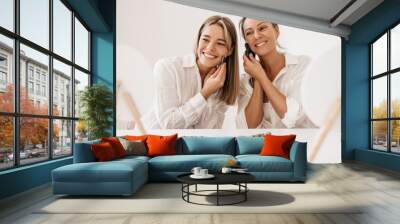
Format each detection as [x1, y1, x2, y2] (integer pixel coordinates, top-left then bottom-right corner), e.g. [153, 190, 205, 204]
[217, 63, 226, 75]
[216, 63, 226, 85]
[243, 54, 250, 64]
[243, 54, 258, 68]
[249, 53, 256, 62]
[204, 67, 218, 82]
[207, 67, 217, 76]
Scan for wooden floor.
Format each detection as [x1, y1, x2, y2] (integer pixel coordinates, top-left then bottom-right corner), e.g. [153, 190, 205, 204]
[1, 162, 400, 224]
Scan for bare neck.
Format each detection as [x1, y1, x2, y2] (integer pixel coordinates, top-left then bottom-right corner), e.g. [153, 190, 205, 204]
[196, 59, 211, 82]
[260, 50, 285, 81]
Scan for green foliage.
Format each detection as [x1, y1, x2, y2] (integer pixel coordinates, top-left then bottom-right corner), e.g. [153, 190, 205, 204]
[79, 84, 113, 140]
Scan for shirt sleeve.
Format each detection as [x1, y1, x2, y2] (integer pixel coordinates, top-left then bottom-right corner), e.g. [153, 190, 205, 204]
[281, 56, 313, 128]
[235, 75, 252, 129]
[209, 95, 228, 129]
[194, 96, 227, 129]
[153, 59, 207, 129]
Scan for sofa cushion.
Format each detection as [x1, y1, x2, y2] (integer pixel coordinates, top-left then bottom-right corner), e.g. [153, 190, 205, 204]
[148, 154, 235, 172]
[124, 135, 149, 141]
[52, 159, 147, 183]
[178, 136, 236, 155]
[236, 155, 293, 172]
[91, 142, 118, 161]
[101, 137, 127, 158]
[74, 140, 100, 163]
[115, 155, 150, 163]
[236, 136, 263, 155]
[260, 134, 296, 159]
[147, 134, 178, 157]
[118, 138, 147, 156]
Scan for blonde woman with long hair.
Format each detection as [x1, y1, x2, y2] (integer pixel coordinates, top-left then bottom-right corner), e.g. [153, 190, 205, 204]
[142, 16, 239, 129]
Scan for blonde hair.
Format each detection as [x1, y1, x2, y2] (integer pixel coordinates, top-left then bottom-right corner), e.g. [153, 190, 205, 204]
[194, 15, 239, 105]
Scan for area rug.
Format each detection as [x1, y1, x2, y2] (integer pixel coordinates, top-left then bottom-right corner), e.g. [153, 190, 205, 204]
[37, 183, 362, 214]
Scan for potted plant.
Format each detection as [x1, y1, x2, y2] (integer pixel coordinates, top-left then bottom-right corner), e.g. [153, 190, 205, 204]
[79, 84, 113, 140]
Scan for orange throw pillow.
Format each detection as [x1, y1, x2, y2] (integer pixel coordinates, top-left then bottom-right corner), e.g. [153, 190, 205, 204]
[146, 134, 178, 157]
[101, 137, 127, 158]
[91, 142, 117, 161]
[260, 134, 296, 159]
[124, 135, 149, 141]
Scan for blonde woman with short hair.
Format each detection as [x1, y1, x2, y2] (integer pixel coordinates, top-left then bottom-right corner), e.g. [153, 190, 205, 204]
[142, 16, 239, 129]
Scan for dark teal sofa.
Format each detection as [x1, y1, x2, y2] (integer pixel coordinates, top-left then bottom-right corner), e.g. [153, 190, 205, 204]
[52, 136, 307, 196]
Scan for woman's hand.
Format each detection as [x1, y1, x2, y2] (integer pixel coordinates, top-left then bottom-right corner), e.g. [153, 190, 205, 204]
[201, 63, 226, 100]
[243, 54, 267, 82]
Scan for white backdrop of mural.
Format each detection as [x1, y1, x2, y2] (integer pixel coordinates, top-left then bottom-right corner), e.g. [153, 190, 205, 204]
[116, 0, 341, 163]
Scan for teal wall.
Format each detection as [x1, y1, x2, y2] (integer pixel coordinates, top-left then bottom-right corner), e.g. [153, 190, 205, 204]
[91, 0, 116, 136]
[91, 32, 115, 135]
[92, 33, 114, 87]
[0, 158, 72, 199]
[355, 149, 400, 172]
[343, 0, 400, 171]
[0, 0, 116, 200]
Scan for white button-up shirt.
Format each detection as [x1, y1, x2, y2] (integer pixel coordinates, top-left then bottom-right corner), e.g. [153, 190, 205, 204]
[236, 52, 317, 129]
[142, 54, 228, 129]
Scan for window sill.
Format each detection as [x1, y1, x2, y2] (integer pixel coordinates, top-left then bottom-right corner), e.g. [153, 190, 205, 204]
[0, 156, 72, 176]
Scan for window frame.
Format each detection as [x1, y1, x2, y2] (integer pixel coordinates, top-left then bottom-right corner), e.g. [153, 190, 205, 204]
[0, 53, 7, 88]
[370, 21, 400, 154]
[0, 0, 92, 171]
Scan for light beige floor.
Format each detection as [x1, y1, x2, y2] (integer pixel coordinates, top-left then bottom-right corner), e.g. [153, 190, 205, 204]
[1, 162, 400, 224]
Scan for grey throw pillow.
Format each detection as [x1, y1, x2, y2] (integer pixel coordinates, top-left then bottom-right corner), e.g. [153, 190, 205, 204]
[118, 137, 147, 156]
[252, 132, 271, 137]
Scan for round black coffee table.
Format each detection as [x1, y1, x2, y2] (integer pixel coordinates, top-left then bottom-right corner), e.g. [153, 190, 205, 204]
[177, 173, 255, 206]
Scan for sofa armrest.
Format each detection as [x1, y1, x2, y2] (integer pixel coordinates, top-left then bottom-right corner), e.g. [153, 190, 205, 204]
[73, 140, 100, 163]
[289, 141, 307, 181]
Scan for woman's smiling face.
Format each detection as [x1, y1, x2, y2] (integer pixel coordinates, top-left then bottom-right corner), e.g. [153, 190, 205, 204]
[196, 24, 230, 68]
[242, 19, 279, 57]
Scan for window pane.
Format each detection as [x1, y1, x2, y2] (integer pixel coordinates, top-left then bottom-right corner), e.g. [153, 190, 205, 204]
[372, 77, 387, 119]
[391, 120, 400, 153]
[75, 120, 88, 143]
[372, 121, 388, 151]
[74, 69, 89, 118]
[20, 44, 49, 115]
[53, 59, 72, 117]
[53, 0, 72, 60]
[0, 0, 13, 31]
[75, 18, 89, 70]
[391, 72, 400, 118]
[0, 34, 14, 112]
[20, 117, 49, 165]
[372, 33, 387, 76]
[392, 24, 400, 70]
[53, 119, 72, 158]
[0, 116, 13, 170]
[20, 0, 49, 49]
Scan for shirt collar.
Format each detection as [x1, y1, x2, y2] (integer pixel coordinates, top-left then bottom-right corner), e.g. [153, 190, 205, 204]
[182, 54, 197, 68]
[284, 52, 299, 66]
[271, 52, 299, 84]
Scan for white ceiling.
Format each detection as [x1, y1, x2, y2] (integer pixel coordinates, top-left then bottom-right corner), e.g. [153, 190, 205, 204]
[225, 0, 353, 22]
[165, 0, 384, 38]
